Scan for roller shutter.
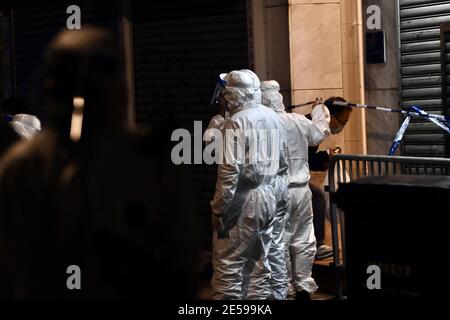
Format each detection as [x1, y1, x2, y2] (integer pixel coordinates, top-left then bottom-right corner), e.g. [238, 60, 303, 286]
[131, 1, 250, 249]
[442, 24, 450, 157]
[399, 0, 450, 157]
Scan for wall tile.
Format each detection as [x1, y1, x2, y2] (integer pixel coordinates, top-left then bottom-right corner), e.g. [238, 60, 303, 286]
[290, 3, 343, 90]
[343, 62, 361, 101]
[341, 24, 359, 64]
[340, 0, 357, 25]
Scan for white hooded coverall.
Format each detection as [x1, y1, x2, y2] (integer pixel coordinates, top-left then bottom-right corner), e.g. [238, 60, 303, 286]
[210, 70, 287, 300]
[260, 81, 290, 300]
[263, 81, 330, 295]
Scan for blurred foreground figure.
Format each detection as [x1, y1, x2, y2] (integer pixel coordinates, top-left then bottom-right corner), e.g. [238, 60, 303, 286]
[0, 28, 199, 299]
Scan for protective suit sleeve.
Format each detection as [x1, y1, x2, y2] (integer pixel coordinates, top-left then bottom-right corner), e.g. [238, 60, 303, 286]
[205, 115, 225, 146]
[207, 115, 225, 131]
[210, 119, 242, 218]
[307, 104, 331, 146]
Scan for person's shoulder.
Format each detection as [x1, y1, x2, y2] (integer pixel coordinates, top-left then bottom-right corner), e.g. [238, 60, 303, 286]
[263, 107, 281, 120]
[237, 105, 270, 118]
[0, 130, 56, 176]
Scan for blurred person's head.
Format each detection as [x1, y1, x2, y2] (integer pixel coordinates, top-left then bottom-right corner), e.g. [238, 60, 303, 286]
[43, 27, 127, 141]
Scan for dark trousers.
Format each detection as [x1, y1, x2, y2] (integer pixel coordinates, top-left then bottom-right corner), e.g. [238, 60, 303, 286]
[309, 182, 328, 246]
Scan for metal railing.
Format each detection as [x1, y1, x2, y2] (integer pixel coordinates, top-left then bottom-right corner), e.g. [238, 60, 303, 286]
[327, 154, 450, 300]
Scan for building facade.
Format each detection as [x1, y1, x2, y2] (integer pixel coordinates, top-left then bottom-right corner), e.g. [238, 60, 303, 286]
[1, 0, 450, 248]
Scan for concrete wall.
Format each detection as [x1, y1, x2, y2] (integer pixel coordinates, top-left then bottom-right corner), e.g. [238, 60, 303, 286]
[363, 0, 401, 155]
[252, 0, 292, 106]
[254, 0, 400, 155]
[288, 0, 366, 155]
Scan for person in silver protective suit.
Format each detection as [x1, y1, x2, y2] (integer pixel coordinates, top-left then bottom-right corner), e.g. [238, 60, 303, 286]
[210, 69, 287, 300]
[263, 81, 330, 300]
[260, 80, 290, 300]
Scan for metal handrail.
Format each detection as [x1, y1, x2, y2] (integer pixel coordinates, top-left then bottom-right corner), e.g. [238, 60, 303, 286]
[327, 154, 450, 300]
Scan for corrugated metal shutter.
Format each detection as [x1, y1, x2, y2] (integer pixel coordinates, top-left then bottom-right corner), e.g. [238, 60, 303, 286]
[442, 24, 450, 156]
[11, 0, 120, 121]
[399, 0, 450, 157]
[132, 0, 250, 249]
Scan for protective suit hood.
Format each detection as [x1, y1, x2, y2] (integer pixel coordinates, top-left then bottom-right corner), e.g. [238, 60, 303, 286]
[261, 80, 285, 112]
[221, 69, 262, 114]
[10, 114, 41, 139]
